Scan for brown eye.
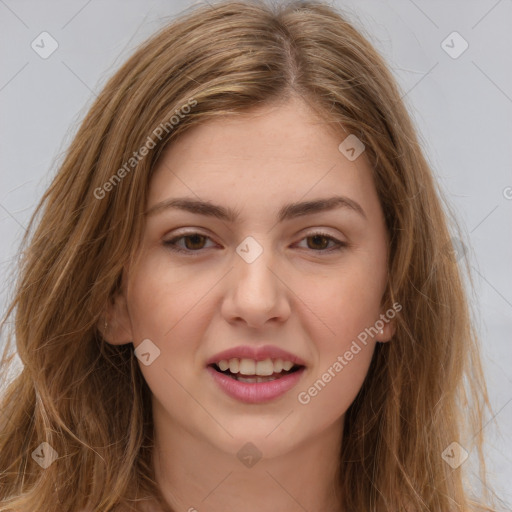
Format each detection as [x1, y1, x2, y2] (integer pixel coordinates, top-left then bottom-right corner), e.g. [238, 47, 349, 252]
[296, 232, 347, 253]
[306, 234, 331, 250]
[163, 232, 215, 254]
[182, 234, 208, 250]
[163, 231, 347, 256]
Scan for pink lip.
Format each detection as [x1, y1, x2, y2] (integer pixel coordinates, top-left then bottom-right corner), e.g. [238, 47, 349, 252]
[206, 345, 306, 366]
[206, 365, 306, 404]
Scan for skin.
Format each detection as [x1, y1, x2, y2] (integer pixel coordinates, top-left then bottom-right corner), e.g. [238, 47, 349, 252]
[104, 95, 395, 512]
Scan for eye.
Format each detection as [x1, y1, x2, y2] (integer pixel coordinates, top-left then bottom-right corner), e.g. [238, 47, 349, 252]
[163, 232, 216, 254]
[294, 231, 347, 253]
[163, 230, 347, 255]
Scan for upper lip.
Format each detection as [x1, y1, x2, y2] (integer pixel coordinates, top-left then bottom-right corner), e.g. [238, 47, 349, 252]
[206, 345, 307, 367]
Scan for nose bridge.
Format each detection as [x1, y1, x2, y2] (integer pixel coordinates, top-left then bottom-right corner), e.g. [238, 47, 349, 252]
[234, 235, 278, 300]
[223, 235, 290, 326]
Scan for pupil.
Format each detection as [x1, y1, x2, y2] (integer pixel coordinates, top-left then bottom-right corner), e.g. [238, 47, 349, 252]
[309, 235, 328, 250]
[185, 234, 205, 250]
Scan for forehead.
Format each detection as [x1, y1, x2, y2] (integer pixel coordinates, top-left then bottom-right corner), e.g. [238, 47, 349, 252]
[147, 97, 379, 222]
[159, 98, 348, 168]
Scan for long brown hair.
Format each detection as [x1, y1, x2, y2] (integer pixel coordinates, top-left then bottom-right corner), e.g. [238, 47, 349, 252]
[0, 0, 499, 510]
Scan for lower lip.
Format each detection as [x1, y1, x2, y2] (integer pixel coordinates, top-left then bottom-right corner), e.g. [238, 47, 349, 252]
[206, 366, 306, 404]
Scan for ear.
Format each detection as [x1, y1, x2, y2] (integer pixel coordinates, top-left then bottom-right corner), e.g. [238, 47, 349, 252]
[376, 319, 395, 343]
[375, 310, 397, 343]
[99, 291, 134, 346]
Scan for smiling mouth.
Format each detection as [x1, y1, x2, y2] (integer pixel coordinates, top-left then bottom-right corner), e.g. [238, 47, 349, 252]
[209, 363, 304, 383]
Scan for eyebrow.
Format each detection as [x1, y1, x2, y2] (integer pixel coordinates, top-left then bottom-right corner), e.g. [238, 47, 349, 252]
[145, 195, 367, 222]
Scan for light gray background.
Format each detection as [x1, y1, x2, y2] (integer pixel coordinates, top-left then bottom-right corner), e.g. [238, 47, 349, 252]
[1, 0, 511, 507]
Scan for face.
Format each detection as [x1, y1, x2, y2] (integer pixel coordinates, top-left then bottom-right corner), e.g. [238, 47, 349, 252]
[106, 96, 394, 458]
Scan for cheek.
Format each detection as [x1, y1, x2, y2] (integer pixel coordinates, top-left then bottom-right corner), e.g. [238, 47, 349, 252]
[297, 277, 377, 417]
[300, 261, 386, 343]
[126, 252, 212, 340]
[293, 254, 384, 409]
[125, 260, 211, 411]
[126, 255, 219, 389]
[296, 346, 373, 426]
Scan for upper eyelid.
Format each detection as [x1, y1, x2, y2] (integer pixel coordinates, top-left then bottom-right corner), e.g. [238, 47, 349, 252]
[164, 227, 345, 241]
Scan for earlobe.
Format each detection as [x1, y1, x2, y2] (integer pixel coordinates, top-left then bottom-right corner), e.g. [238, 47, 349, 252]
[100, 292, 134, 346]
[377, 318, 396, 343]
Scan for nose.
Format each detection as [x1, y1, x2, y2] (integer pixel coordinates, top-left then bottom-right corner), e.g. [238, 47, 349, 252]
[221, 244, 291, 329]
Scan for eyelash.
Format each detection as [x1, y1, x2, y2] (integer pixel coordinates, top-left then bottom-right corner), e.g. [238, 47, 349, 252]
[163, 231, 347, 256]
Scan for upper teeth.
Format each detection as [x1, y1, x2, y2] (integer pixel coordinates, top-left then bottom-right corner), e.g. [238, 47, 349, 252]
[216, 358, 295, 376]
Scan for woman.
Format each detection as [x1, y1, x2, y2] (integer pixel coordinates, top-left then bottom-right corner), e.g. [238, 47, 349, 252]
[0, 0, 499, 510]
